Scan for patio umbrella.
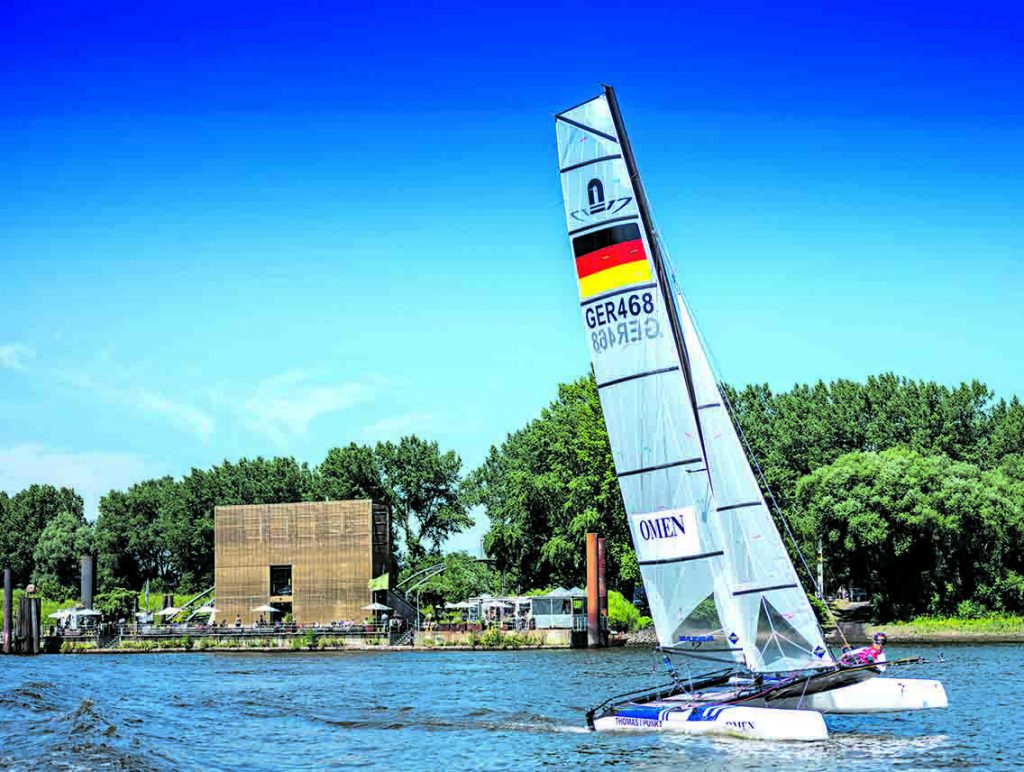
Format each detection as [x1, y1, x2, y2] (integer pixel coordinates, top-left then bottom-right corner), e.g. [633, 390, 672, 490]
[252, 604, 280, 614]
[361, 602, 392, 611]
[195, 605, 218, 615]
[444, 601, 473, 610]
[155, 606, 182, 617]
[48, 609, 73, 619]
[75, 608, 102, 616]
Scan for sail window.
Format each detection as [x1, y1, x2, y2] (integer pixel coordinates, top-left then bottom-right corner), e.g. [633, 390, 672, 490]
[755, 598, 815, 668]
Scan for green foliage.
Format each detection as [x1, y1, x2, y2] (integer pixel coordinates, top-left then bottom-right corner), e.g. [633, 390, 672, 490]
[607, 590, 645, 632]
[794, 447, 1024, 619]
[95, 588, 139, 620]
[0, 484, 84, 584]
[466, 374, 635, 593]
[377, 436, 471, 561]
[295, 628, 318, 650]
[60, 640, 97, 653]
[470, 628, 541, 649]
[32, 510, 93, 596]
[807, 594, 831, 626]
[399, 551, 497, 608]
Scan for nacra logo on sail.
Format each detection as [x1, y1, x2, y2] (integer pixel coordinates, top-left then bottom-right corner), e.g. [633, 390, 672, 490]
[638, 514, 687, 541]
[570, 178, 632, 222]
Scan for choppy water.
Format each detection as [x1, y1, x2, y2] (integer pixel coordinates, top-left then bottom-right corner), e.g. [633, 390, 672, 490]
[0, 644, 1019, 770]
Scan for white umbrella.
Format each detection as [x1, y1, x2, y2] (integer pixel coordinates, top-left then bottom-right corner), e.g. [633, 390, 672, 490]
[48, 609, 73, 619]
[361, 602, 392, 611]
[155, 606, 182, 617]
[75, 608, 102, 616]
[195, 605, 218, 615]
[252, 604, 279, 614]
[444, 601, 473, 610]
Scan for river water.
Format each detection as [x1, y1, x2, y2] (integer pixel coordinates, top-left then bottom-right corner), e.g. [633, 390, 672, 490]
[0, 644, 1018, 770]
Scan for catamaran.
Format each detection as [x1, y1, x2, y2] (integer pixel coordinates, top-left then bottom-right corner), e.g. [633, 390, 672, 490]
[554, 86, 947, 741]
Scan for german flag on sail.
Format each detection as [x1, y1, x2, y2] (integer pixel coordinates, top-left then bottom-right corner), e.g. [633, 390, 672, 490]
[573, 223, 651, 299]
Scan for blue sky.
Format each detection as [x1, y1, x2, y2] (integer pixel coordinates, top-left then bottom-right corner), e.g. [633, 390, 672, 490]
[2, 1, 1022, 552]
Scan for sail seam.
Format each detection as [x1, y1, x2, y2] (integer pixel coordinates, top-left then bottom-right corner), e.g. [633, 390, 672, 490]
[638, 549, 723, 567]
[555, 115, 619, 143]
[716, 501, 761, 513]
[568, 214, 639, 236]
[596, 366, 679, 390]
[617, 458, 702, 478]
[732, 583, 798, 597]
[697, 402, 721, 410]
[560, 154, 623, 174]
[579, 281, 657, 307]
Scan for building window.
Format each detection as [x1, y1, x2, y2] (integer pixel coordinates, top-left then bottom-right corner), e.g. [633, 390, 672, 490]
[270, 565, 292, 596]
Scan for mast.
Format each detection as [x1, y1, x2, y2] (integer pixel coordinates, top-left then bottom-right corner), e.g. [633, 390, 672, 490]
[602, 85, 714, 492]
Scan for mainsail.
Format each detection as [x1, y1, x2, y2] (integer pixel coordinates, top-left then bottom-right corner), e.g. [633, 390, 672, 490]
[555, 87, 831, 672]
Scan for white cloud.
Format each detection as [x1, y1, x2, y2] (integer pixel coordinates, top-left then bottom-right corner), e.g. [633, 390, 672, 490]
[360, 411, 443, 442]
[0, 443, 156, 519]
[130, 387, 215, 443]
[0, 343, 35, 371]
[55, 367, 215, 443]
[241, 370, 374, 445]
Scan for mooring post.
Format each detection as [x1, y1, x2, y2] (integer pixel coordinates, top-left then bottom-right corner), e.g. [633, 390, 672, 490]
[597, 537, 608, 645]
[586, 533, 600, 647]
[2, 568, 11, 654]
[30, 594, 40, 654]
[81, 555, 95, 609]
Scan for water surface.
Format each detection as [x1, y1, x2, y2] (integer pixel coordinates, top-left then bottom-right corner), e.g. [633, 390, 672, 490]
[0, 644, 1018, 770]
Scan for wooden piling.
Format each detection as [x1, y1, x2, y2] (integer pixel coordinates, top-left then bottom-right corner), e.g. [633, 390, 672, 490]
[586, 533, 601, 647]
[2, 568, 11, 654]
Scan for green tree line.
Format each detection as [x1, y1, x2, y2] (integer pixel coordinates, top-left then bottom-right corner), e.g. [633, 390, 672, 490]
[467, 373, 1024, 620]
[0, 436, 469, 599]
[4, 373, 1023, 621]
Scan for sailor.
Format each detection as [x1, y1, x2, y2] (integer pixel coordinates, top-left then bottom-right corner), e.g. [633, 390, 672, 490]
[841, 632, 888, 671]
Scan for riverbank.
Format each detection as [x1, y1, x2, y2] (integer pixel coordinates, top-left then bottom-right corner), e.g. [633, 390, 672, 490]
[622, 615, 1024, 646]
[859, 615, 1024, 643]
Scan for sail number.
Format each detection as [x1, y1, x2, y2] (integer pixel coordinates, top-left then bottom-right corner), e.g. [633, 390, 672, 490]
[584, 292, 655, 329]
[586, 292, 661, 353]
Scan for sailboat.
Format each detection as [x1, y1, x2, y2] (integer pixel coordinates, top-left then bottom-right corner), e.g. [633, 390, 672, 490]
[554, 87, 947, 741]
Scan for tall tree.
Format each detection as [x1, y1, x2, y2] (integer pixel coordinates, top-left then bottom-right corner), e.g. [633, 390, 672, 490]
[377, 436, 470, 562]
[467, 374, 635, 593]
[316, 443, 388, 502]
[94, 477, 177, 591]
[0, 484, 84, 584]
[31, 510, 94, 598]
[793, 448, 1024, 618]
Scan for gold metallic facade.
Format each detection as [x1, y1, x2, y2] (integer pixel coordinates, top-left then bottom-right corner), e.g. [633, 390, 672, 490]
[215, 500, 390, 625]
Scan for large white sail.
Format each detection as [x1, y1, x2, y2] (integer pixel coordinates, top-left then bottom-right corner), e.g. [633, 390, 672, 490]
[556, 93, 743, 665]
[556, 89, 829, 673]
[674, 290, 834, 671]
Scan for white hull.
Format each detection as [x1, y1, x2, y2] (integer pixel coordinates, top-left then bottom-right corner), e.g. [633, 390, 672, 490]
[593, 703, 828, 741]
[768, 677, 948, 714]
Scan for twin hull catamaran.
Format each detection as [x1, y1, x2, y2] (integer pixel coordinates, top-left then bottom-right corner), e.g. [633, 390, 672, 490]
[554, 87, 947, 741]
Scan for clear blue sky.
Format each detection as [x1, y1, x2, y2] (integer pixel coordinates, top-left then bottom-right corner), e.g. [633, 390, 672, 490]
[2, 1, 1022, 552]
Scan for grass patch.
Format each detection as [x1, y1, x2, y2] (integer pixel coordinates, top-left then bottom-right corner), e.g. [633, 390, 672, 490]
[882, 614, 1024, 635]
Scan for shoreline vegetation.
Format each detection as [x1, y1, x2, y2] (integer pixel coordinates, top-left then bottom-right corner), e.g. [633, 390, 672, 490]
[52, 615, 1024, 654]
[3, 372, 1024, 641]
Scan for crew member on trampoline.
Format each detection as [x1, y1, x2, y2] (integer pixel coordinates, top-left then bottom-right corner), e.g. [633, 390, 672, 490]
[840, 632, 888, 671]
